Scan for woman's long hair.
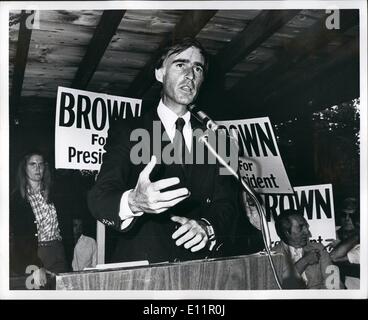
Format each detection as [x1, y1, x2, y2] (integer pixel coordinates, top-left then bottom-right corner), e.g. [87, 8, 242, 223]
[16, 150, 52, 203]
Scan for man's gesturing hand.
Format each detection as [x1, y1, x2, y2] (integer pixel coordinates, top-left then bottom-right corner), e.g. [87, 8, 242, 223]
[128, 156, 190, 214]
[171, 216, 209, 252]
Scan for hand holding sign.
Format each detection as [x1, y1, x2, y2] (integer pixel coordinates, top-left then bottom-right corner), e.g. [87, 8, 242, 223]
[128, 156, 190, 214]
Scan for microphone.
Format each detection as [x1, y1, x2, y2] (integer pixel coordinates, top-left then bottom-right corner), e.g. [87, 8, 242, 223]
[187, 104, 219, 131]
[188, 104, 238, 146]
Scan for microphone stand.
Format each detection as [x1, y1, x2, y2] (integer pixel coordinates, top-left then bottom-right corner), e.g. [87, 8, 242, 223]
[199, 133, 283, 290]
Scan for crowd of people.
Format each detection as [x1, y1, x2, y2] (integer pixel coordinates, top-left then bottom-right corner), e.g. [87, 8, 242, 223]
[9, 150, 97, 288]
[272, 200, 360, 289]
[9, 151, 359, 290]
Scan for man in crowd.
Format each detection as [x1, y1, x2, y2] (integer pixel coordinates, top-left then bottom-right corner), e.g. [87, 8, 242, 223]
[72, 217, 97, 271]
[273, 209, 341, 289]
[330, 197, 360, 289]
[88, 38, 239, 263]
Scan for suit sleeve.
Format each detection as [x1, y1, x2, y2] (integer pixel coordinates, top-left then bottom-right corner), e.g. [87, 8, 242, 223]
[201, 160, 241, 251]
[87, 119, 136, 232]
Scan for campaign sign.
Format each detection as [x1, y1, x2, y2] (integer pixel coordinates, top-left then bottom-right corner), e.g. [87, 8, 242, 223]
[261, 184, 337, 247]
[55, 86, 142, 170]
[218, 117, 293, 194]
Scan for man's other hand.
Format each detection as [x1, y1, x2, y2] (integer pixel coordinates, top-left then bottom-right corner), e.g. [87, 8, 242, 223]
[171, 216, 209, 252]
[128, 156, 190, 214]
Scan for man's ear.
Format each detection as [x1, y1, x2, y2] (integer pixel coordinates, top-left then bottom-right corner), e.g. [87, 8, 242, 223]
[284, 229, 291, 241]
[155, 68, 164, 83]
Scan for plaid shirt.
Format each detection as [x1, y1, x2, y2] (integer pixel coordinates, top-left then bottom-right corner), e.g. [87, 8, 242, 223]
[27, 189, 62, 242]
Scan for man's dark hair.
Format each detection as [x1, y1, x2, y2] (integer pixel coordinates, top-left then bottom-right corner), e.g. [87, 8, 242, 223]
[155, 37, 209, 74]
[274, 208, 304, 243]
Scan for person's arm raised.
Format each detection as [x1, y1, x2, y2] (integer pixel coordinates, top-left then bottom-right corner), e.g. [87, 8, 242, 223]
[295, 248, 320, 274]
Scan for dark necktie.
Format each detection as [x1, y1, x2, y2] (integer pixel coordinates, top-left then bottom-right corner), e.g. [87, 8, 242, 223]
[173, 117, 186, 167]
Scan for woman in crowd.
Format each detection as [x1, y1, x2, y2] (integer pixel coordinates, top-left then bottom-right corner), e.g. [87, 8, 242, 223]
[10, 150, 68, 288]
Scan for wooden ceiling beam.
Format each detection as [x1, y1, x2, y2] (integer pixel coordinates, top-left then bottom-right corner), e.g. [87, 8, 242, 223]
[231, 36, 359, 122]
[266, 58, 359, 123]
[261, 37, 359, 109]
[10, 10, 33, 118]
[71, 10, 126, 90]
[229, 10, 359, 102]
[126, 10, 217, 98]
[215, 10, 300, 73]
[224, 52, 359, 124]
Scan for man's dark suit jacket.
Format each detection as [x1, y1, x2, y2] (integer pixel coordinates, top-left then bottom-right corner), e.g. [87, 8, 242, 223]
[88, 108, 240, 263]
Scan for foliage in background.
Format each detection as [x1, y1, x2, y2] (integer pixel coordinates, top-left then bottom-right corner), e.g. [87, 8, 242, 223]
[274, 98, 360, 206]
[313, 98, 360, 156]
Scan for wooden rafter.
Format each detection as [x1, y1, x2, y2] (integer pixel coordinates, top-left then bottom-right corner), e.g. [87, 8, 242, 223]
[266, 60, 359, 123]
[263, 38, 360, 121]
[71, 10, 126, 90]
[215, 10, 300, 73]
[271, 13, 358, 103]
[262, 36, 359, 108]
[10, 10, 33, 118]
[229, 10, 359, 105]
[126, 10, 217, 98]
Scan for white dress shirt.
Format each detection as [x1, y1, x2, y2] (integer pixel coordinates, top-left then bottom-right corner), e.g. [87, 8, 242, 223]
[157, 100, 192, 151]
[288, 245, 308, 285]
[72, 234, 97, 271]
[347, 244, 360, 264]
[118, 100, 192, 229]
[345, 244, 360, 289]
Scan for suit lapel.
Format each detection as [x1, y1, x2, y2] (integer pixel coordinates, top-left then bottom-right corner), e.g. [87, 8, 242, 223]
[187, 117, 214, 191]
[143, 108, 170, 158]
[141, 107, 213, 189]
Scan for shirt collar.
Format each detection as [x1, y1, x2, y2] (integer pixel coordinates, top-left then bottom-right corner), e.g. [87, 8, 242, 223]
[288, 245, 303, 254]
[75, 234, 85, 244]
[157, 100, 191, 132]
[27, 186, 43, 196]
[288, 244, 304, 260]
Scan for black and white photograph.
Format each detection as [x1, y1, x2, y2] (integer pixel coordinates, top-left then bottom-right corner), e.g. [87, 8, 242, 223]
[0, 0, 367, 301]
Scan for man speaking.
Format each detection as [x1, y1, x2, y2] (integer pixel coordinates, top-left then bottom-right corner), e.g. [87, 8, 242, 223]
[88, 38, 239, 263]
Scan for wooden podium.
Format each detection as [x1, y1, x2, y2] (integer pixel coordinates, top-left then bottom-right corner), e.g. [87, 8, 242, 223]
[56, 253, 284, 290]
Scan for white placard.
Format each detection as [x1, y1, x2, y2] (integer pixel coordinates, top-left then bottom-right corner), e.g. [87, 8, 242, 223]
[55, 86, 142, 170]
[219, 117, 293, 194]
[261, 184, 337, 247]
